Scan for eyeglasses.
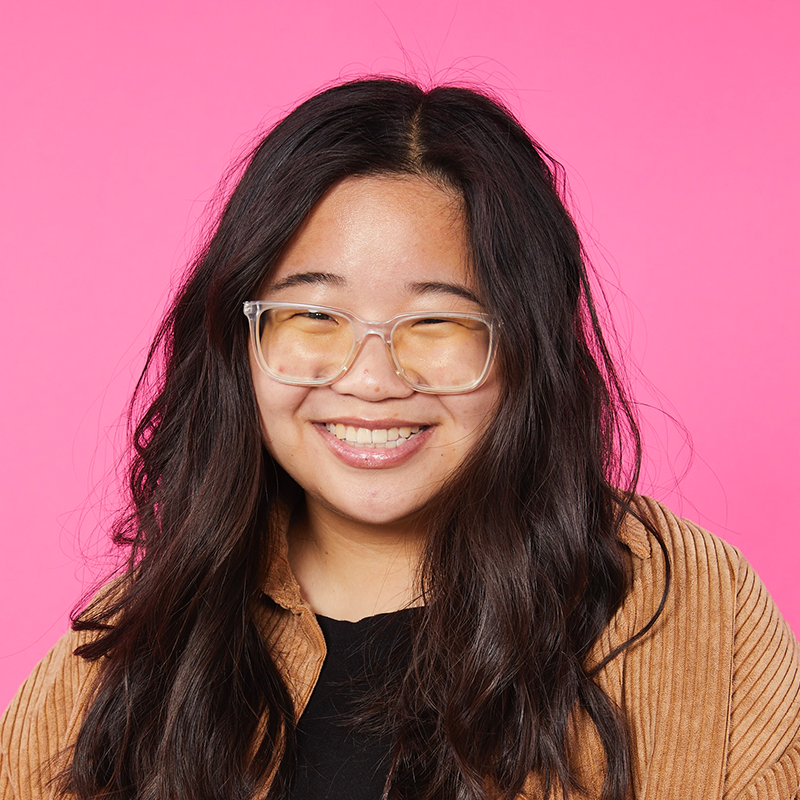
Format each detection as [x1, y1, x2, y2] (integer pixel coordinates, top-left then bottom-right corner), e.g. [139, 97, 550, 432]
[243, 301, 496, 394]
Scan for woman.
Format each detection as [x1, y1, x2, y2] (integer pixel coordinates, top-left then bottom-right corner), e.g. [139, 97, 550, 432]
[1, 78, 798, 800]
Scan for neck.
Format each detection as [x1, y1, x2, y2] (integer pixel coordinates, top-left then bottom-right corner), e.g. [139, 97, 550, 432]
[287, 498, 425, 621]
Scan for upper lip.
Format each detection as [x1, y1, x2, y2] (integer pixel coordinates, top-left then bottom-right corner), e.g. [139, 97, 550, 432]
[314, 418, 431, 428]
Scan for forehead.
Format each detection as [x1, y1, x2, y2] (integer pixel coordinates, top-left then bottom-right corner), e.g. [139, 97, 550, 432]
[263, 175, 475, 304]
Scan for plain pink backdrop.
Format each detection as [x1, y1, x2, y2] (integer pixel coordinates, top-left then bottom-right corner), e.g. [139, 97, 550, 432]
[1, 0, 798, 706]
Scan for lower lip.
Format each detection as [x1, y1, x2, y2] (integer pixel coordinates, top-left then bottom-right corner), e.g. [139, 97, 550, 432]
[314, 423, 434, 469]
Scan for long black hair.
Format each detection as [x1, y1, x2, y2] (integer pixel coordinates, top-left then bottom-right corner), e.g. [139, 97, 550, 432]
[61, 77, 666, 800]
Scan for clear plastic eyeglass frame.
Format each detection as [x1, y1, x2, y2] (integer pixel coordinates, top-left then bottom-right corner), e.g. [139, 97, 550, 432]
[243, 301, 496, 395]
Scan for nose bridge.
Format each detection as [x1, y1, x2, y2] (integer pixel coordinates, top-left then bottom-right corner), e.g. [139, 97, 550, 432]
[332, 317, 410, 398]
[351, 320, 394, 366]
[351, 317, 395, 362]
[357, 316, 393, 343]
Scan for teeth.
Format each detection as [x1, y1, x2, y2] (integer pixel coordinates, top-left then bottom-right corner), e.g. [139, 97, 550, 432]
[324, 423, 426, 447]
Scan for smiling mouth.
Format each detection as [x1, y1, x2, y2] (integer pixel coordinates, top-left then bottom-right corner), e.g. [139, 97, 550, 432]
[323, 423, 427, 448]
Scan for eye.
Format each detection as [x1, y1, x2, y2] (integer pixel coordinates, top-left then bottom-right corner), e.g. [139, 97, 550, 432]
[297, 311, 336, 322]
[281, 309, 343, 334]
[413, 317, 451, 326]
[412, 316, 480, 329]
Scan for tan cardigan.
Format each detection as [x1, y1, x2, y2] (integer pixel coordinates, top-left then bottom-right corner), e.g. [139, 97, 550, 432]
[2, 497, 799, 799]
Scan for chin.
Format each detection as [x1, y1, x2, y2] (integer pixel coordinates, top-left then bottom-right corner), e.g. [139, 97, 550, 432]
[316, 491, 431, 529]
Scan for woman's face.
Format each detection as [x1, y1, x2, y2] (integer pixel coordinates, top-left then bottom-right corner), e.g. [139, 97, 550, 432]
[250, 175, 500, 531]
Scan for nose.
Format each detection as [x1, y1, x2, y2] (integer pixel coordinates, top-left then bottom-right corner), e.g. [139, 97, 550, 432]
[331, 331, 414, 400]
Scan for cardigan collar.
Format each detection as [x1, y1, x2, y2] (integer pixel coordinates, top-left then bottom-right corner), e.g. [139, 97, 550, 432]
[262, 499, 309, 614]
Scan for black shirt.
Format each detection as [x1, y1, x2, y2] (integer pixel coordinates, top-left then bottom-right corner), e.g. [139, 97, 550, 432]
[288, 609, 416, 800]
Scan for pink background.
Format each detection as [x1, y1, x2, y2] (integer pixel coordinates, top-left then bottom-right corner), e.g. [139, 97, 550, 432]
[1, 0, 798, 706]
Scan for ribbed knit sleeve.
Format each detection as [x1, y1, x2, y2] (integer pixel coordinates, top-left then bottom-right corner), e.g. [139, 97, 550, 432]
[725, 559, 800, 799]
[0, 629, 96, 800]
[610, 499, 800, 800]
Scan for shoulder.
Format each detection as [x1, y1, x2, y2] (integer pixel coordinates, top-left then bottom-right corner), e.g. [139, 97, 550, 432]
[607, 495, 746, 644]
[608, 495, 800, 799]
[0, 584, 119, 800]
[616, 495, 799, 693]
[619, 494, 742, 580]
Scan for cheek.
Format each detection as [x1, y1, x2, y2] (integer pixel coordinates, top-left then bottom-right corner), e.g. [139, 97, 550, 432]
[444, 381, 500, 438]
[251, 375, 310, 447]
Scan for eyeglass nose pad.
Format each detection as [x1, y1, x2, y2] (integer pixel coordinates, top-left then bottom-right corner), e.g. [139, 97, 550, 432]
[346, 326, 404, 380]
[354, 327, 393, 363]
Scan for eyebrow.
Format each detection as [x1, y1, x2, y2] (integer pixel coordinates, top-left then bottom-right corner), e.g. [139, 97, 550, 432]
[406, 280, 481, 305]
[267, 271, 481, 305]
[267, 271, 347, 292]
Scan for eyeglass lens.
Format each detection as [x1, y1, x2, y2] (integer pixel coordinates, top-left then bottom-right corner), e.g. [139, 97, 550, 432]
[258, 308, 491, 391]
